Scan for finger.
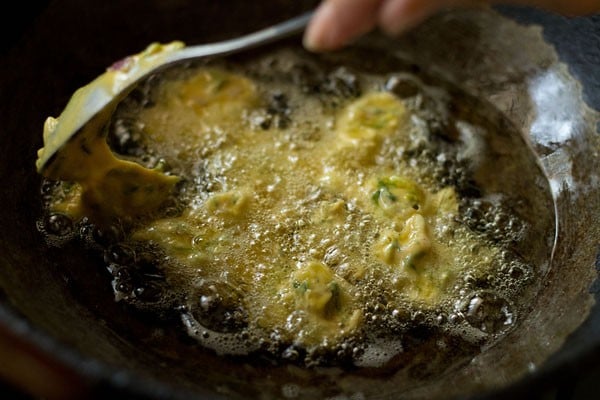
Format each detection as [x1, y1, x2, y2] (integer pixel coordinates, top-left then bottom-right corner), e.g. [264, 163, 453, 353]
[304, 0, 385, 52]
[378, 0, 461, 36]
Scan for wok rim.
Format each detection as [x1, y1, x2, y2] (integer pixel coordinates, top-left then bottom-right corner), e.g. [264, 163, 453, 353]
[1, 2, 599, 399]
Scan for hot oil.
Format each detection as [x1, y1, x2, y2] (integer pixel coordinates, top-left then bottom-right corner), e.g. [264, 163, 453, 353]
[37, 45, 555, 380]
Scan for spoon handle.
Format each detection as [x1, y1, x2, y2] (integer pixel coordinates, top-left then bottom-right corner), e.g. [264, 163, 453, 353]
[170, 11, 314, 64]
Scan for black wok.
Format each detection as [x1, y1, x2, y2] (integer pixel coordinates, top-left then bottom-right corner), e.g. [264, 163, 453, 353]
[0, 1, 598, 399]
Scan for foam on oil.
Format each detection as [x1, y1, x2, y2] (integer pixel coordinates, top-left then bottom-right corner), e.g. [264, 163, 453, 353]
[38, 46, 554, 372]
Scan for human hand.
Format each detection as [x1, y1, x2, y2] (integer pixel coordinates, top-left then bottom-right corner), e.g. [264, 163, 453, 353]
[303, 0, 599, 52]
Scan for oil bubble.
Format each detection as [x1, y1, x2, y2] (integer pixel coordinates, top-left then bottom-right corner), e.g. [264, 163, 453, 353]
[462, 291, 515, 334]
[282, 346, 301, 361]
[385, 74, 421, 98]
[104, 243, 136, 265]
[353, 338, 403, 368]
[188, 280, 248, 333]
[44, 213, 73, 237]
[133, 281, 164, 303]
[92, 224, 124, 246]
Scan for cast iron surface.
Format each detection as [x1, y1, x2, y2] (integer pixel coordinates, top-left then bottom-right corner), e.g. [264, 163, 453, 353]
[485, 6, 600, 399]
[0, 1, 598, 399]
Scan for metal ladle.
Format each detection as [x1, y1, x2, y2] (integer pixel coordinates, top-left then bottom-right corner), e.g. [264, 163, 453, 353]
[36, 11, 313, 175]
